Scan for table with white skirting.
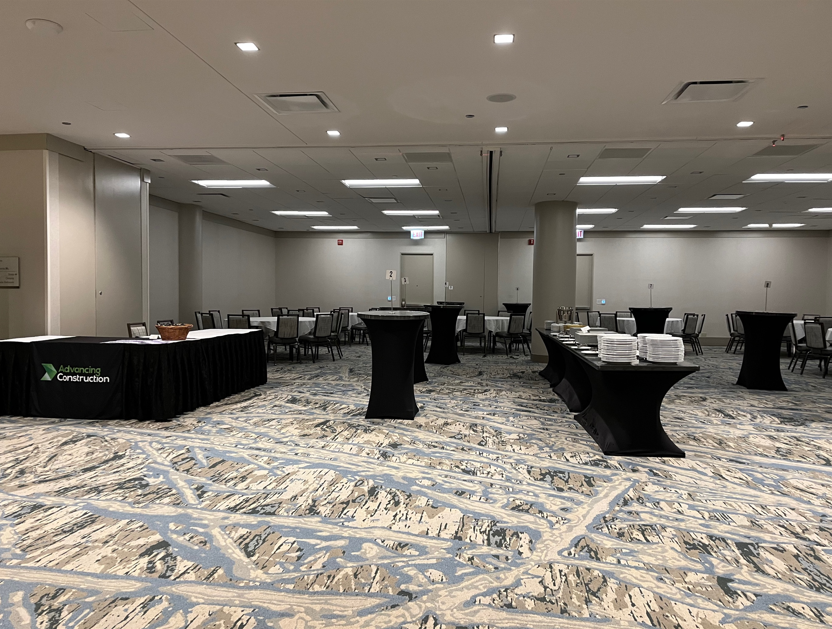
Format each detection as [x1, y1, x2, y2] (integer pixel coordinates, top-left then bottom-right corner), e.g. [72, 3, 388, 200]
[454, 316, 510, 335]
[250, 313, 361, 337]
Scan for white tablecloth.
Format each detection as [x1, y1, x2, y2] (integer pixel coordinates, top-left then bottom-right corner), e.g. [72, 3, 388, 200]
[617, 317, 637, 335]
[251, 313, 360, 337]
[455, 316, 510, 334]
[664, 318, 683, 335]
[791, 319, 832, 343]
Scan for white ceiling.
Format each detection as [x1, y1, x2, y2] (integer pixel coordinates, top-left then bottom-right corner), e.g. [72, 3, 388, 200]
[3, 0, 832, 232]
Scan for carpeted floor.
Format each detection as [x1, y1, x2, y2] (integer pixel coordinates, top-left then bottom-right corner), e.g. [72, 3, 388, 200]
[1, 343, 831, 629]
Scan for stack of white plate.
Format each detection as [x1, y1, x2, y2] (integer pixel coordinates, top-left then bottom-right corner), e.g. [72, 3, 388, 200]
[598, 334, 638, 363]
[645, 335, 685, 363]
[638, 333, 671, 357]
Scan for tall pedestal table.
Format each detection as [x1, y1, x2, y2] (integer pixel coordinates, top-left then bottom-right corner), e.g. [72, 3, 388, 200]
[629, 307, 673, 334]
[503, 302, 531, 316]
[736, 311, 796, 391]
[425, 305, 463, 365]
[359, 311, 429, 419]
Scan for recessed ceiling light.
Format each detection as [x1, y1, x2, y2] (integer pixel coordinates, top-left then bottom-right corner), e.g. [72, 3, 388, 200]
[736, 121, 754, 127]
[326, 130, 340, 137]
[192, 180, 274, 188]
[114, 132, 130, 139]
[641, 224, 696, 229]
[710, 194, 746, 200]
[772, 223, 805, 228]
[745, 173, 832, 183]
[366, 198, 398, 203]
[665, 216, 692, 220]
[567, 154, 580, 158]
[256, 168, 268, 171]
[25, 18, 63, 35]
[805, 207, 832, 212]
[342, 179, 421, 188]
[493, 34, 515, 44]
[676, 207, 746, 213]
[579, 176, 665, 185]
[401, 225, 449, 231]
[495, 126, 508, 134]
[576, 208, 617, 215]
[576, 224, 594, 229]
[150, 158, 164, 162]
[383, 210, 440, 216]
[272, 211, 330, 216]
[311, 225, 359, 230]
[61, 121, 71, 126]
[374, 157, 387, 161]
[235, 42, 259, 51]
[744, 224, 770, 228]
[798, 105, 809, 109]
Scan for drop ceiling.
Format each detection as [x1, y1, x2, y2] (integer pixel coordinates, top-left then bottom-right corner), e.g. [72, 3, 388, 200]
[2, 0, 832, 232]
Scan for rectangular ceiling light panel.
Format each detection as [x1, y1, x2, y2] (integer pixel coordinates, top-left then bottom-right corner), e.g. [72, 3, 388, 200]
[272, 211, 330, 216]
[311, 225, 359, 230]
[641, 224, 696, 229]
[258, 92, 338, 114]
[401, 225, 449, 230]
[383, 210, 440, 216]
[576, 208, 618, 214]
[744, 174, 832, 183]
[709, 194, 746, 200]
[676, 207, 746, 213]
[806, 208, 832, 212]
[578, 176, 665, 185]
[366, 198, 399, 203]
[342, 179, 421, 188]
[193, 180, 274, 188]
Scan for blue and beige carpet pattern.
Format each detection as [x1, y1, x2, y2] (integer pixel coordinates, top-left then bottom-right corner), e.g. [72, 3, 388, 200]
[1, 344, 831, 628]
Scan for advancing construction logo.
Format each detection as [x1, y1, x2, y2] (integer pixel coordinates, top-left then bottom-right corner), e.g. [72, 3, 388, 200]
[41, 363, 57, 381]
[40, 363, 110, 383]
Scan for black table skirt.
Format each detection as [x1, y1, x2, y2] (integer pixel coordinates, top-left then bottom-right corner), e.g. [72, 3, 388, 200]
[425, 305, 463, 365]
[0, 331, 267, 421]
[629, 307, 673, 334]
[736, 311, 795, 391]
[503, 302, 531, 315]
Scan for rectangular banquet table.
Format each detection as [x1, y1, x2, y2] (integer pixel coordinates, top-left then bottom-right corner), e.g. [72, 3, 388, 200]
[536, 328, 699, 457]
[0, 329, 266, 422]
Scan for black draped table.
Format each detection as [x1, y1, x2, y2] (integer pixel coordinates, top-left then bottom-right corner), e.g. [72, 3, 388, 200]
[425, 304, 463, 365]
[736, 311, 795, 391]
[0, 329, 267, 421]
[537, 328, 698, 457]
[503, 302, 531, 316]
[359, 311, 429, 420]
[629, 307, 673, 334]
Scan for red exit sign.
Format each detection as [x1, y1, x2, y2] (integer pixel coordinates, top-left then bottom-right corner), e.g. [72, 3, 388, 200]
[528, 238, 535, 245]
[337, 239, 343, 246]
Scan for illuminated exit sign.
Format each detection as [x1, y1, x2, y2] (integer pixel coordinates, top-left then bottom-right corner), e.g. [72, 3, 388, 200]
[576, 229, 584, 239]
[410, 229, 424, 240]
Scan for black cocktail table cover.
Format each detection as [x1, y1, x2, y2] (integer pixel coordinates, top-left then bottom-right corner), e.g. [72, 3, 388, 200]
[360, 312, 429, 420]
[503, 302, 531, 315]
[0, 331, 267, 421]
[425, 305, 463, 365]
[629, 307, 673, 334]
[736, 311, 795, 391]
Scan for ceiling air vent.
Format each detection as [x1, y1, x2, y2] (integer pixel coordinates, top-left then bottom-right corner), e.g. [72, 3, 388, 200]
[169, 154, 228, 166]
[258, 92, 338, 114]
[663, 79, 758, 104]
[403, 152, 453, 164]
[598, 148, 653, 159]
[751, 144, 820, 157]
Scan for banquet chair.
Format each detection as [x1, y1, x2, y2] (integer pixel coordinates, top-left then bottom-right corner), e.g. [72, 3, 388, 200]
[288, 309, 301, 315]
[725, 314, 742, 353]
[300, 313, 335, 362]
[729, 313, 745, 353]
[209, 310, 223, 329]
[351, 317, 369, 345]
[338, 306, 354, 312]
[339, 307, 352, 345]
[599, 313, 617, 332]
[818, 317, 832, 336]
[615, 311, 630, 319]
[459, 313, 487, 355]
[156, 319, 174, 326]
[493, 313, 529, 356]
[271, 307, 288, 316]
[242, 309, 260, 318]
[194, 311, 203, 330]
[200, 312, 215, 330]
[268, 315, 301, 363]
[497, 310, 510, 317]
[587, 311, 601, 327]
[803, 314, 820, 321]
[307, 307, 321, 313]
[522, 312, 532, 345]
[692, 313, 706, 355]
[302, 308, 316, 318]
[676, 314, 700, 355]
[789, 319, 810, 372]
[421, 312, 432, 351]
[464, 309, 481, 315]
[800, 322, 832, 377]
[327, 310, 344, 358]
[228, 314, 251, 329]
[127, 322, 148, 338]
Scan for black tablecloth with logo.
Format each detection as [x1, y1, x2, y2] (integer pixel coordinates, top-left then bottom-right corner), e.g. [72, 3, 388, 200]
[0, 331, 266, 421]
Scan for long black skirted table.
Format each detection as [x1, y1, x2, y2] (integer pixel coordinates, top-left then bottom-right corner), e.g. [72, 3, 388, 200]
[425, 304, 463, 365]
[0, 330, 267, 422]
[537, 328, 698, 457]
[735, 311, 796, 391]
[629, 307, 673, 334]
[359, 311, 429, 420]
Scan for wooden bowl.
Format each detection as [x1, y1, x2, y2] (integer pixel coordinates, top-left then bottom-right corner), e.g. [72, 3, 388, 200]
[155, 324, 193, 341]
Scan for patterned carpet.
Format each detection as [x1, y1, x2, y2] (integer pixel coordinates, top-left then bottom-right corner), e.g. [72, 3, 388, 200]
[1, 342, 831, 629]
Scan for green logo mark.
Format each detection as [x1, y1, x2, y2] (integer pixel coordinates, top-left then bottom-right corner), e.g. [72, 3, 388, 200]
[41, 363, 57, 381]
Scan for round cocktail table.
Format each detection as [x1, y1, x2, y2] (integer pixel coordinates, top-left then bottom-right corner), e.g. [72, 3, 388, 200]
[503, 302, 531, 316]
[425, 304, 463, 365]
[629, 307, 672, 334]
[736, 311, 796, 391]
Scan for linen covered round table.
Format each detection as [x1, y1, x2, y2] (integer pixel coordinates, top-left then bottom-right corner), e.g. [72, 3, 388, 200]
[617, 317, 637, 335]
[736, 311, 796, 391]
[455, 316, 509, 335]
[503, 302, 531, 316]
[358, 311, 429, 419]
[629, 307, 673, 334]
[663, 318, 683, 335]
[425, 304, 463, 365]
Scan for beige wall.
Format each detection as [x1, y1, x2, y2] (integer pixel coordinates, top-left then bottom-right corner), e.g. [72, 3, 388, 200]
[498, 234, 534, 307]
[274, 233, 447, 312]
[0, 150, 47, 339]
[203, 214, 277, 318]
[446, 233, 498, 314]
[149, 203, 179, 325]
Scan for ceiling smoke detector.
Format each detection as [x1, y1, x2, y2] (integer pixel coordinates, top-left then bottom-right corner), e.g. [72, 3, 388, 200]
[663, 79, 759, 104]
[258, 92, 338, 114]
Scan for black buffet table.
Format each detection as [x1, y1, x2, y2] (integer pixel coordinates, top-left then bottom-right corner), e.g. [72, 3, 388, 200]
[629, 307, 673, 334]
[359, 311, 429, 420]
[736, 311, 795, 391]
[537, 329, 698, 457]
[0, 330, 267, 422]
[425, 304, 463, 365]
